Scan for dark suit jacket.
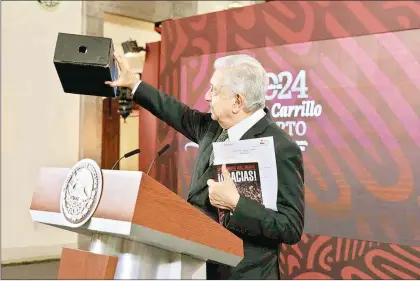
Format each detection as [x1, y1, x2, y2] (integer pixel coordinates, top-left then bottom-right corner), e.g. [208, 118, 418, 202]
[133, 82, 305, 280]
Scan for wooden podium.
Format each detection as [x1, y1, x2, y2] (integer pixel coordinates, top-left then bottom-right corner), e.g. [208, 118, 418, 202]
[29, 166, 244, 279]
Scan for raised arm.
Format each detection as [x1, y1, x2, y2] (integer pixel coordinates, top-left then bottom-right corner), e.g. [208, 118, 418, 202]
[105, 55, 212, 144]
[132, 81, 213, 144]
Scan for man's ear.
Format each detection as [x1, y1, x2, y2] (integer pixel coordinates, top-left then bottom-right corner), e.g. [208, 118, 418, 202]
[232, 94, 243, 114]
[237, 94, 246, 108]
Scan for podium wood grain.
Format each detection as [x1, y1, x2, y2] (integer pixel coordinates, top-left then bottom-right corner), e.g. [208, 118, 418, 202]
[30, 168, 244, 266]
[31, 168, 243, 256]
[30, 168, 141, 222]
[134, 173, 243, 257]
[58, 248, 118, 279]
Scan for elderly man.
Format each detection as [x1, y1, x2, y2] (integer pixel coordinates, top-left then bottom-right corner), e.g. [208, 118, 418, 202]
[106, 54, 304, 280]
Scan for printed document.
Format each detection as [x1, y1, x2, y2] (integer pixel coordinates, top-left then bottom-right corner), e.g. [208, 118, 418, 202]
[212, 137, 278, 211]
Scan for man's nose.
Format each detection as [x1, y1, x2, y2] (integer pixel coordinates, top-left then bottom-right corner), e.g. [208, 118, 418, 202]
[205, 90, 211, 101]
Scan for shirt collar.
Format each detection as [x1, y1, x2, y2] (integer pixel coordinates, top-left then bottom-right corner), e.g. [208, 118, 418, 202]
[227, 108, 266, 141]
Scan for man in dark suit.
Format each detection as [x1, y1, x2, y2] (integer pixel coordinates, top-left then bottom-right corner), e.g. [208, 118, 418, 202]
[106, 54, 304, 279]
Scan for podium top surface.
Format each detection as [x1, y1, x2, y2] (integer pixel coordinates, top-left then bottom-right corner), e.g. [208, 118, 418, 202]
[30, 167, 243, 266]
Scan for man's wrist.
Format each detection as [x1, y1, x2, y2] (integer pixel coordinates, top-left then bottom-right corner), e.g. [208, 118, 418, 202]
[130, 79, 141, 91]
[130, 80, 142, 96]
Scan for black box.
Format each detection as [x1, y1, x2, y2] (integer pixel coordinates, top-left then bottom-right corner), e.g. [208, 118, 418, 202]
[53, 32, 118, 98]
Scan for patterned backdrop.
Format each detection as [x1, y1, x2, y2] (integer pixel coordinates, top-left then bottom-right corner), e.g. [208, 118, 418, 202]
[146, 1, 420, 279]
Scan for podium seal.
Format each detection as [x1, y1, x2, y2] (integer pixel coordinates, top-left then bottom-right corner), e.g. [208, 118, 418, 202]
[60, 159, 103, 228]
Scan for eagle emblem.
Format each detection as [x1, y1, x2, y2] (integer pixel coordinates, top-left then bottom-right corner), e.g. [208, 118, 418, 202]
[37, 0, 60, 8]
[60, 159, 103, 228]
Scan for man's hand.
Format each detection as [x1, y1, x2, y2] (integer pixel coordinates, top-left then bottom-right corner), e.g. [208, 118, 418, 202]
[105, 54, 139, 90]
[207, 164, 240, 210]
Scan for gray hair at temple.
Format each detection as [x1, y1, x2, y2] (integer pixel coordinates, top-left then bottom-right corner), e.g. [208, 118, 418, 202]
[213, 54, 268, 113]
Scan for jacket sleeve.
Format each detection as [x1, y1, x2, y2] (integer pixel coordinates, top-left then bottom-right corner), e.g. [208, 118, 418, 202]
[133, 81, 213, 144]
[225, 142, 305, 245]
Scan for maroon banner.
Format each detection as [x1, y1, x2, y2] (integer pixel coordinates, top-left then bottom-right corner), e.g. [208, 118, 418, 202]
[280, 234, 420, 279]
[153, 1, 420, 279]
[178, 29, 420, 247]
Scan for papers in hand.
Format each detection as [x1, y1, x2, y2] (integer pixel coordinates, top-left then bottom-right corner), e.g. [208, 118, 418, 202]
[212, 137, 278, 212]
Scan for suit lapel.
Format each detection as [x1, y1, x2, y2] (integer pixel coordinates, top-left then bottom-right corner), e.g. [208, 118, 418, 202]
[187, 126, 223, 200]
[187, 165, 216, 200]
[240, 107, 273, 140]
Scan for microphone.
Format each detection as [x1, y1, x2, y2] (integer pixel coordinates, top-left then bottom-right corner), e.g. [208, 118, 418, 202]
[146, 144, 170, 175]
[124, 148, 140, 158]
[157, 144, 170, 156]
[111, 148, 141, 170]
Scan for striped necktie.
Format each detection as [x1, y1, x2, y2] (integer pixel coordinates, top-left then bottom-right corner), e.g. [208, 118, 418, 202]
[209, 129, 229, 165]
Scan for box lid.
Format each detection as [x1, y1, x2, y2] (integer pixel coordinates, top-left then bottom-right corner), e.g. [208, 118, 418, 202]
[53, 33, 113, 67]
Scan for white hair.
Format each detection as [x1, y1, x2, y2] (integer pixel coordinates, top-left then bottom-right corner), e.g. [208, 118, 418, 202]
[213, 54, 268, 112]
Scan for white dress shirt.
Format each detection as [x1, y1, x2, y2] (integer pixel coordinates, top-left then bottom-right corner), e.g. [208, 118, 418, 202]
[132, 80, 266, 139]
[226, 109, 266, 141]
[131, 80, 142, 95]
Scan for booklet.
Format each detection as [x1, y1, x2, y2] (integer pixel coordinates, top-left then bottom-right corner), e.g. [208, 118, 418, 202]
[212, 137, 279, 224]
[213, 162, 263, 224]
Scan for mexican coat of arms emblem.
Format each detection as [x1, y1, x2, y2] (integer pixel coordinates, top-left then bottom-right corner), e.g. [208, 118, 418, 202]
[60, 159, 103, 228]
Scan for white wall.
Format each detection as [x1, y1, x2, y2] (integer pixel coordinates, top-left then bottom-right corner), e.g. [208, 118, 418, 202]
[196, 1, 257, 15]
[104, 13, 161, 75]
[1, 1, 82, 263]
[103, 13, 161, 171]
